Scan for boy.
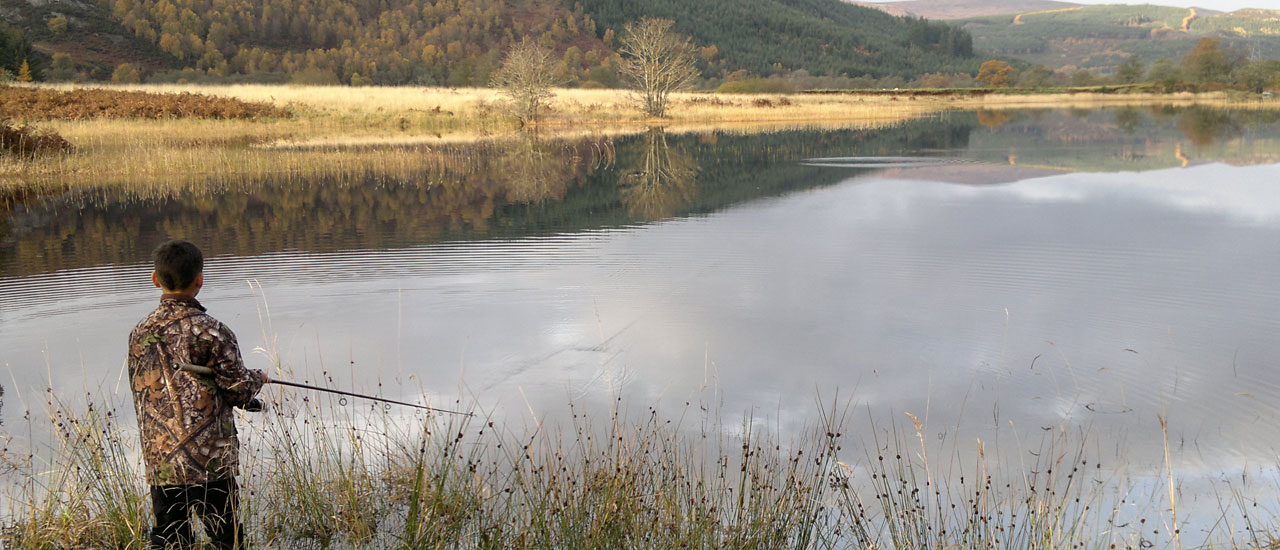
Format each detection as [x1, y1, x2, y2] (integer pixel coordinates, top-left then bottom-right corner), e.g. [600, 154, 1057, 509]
[128, 239, 268, 549]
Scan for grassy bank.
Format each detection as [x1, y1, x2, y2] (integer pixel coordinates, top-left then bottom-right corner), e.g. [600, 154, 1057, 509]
[3, 389, 1278, 549]
[2, 83, 1277, 187]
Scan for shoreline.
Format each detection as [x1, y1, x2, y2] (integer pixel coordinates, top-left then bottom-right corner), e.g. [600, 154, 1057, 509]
[2, 84, 1278, 185]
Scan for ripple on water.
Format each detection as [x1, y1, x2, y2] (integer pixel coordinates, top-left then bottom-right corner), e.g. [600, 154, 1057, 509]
[0, 230, 638, 320]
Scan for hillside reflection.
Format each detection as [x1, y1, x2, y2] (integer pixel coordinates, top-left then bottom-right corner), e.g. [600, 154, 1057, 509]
[3, 106, 1279, 279]
[0, 118, 968, 278]
[960, 106, 1280, 173]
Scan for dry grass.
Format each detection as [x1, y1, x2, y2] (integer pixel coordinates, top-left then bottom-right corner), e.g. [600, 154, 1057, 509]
[22, 83, 1279, 129]
[2, 84, 1277, 188]
[7, 387, 1280, 549]
[0, 126, 625, 199]
[50, 84, 1268, 123]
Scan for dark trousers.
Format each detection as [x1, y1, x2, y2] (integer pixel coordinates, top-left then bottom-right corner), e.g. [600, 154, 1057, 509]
[149, 478, 244, 549]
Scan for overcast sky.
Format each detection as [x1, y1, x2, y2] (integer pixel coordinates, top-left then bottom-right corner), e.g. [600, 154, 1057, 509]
[859, 0, 1280, 12]
[1066, 0, 1279, 10]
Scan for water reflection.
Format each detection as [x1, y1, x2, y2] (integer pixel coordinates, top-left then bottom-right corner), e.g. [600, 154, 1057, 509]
[943, 107, 1280, 178]
[618, 129, 698, 219]
[0, 137, 612, 279]
[5, 107, 1280, 282]
[1, 119, 974, 279]
[976, 109, 1014, 127]
[499, 133, 614, 206]
[2, 109, 1280, 531]
[1177, 107, 1244, 146]
[1114, 107, 1144, 135]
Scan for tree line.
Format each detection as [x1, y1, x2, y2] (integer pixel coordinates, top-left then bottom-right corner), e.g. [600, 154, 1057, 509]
[18, 0, 979, 86]
[0, 23, 40, 82]
[577, 0, 975, 78]
[95, 0, 616, 86]
[974, 38, 1280, 93]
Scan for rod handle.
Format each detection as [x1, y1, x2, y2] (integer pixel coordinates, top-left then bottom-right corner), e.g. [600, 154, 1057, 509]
[175, 362, 215, 376]
[176, 363, 265, 412]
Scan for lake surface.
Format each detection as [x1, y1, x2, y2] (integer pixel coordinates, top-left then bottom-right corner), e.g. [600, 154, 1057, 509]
[3, 106, 1280, 534]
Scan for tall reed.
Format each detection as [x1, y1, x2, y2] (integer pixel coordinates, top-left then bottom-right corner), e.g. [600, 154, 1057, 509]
[3, 396, 147, 548]
[3, 386, 1276, 548]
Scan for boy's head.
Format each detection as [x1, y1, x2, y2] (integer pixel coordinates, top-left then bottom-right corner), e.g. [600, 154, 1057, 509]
[152, 239, 204, 293]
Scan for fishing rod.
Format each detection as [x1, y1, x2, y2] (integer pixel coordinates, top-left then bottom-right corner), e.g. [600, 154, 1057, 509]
[176, 363, 473, 416]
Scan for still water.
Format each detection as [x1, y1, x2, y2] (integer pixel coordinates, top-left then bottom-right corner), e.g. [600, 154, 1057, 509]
[3, 107, 1280, 526]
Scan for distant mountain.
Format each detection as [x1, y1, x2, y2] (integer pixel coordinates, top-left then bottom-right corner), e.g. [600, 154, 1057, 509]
[1222, 8, 1280, 20]
[955, 4, 1280, 72]
[848, 0, 1081, 20]
[7, 0, 979, 85]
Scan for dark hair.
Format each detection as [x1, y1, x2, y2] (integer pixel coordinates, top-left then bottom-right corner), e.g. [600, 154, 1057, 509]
[152, 239, 203, 291]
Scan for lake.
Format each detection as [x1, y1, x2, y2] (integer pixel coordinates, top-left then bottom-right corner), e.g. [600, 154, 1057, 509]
[3, 106, 1280, 538]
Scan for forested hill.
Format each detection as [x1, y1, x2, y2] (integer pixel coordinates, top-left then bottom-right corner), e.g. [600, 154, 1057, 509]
[8, 0, 976, 85]
[956, 5, 1280, 72]
[1, 23, 40, 79]
[848, 0, 1079, 20]
[578, 0, 977, 78]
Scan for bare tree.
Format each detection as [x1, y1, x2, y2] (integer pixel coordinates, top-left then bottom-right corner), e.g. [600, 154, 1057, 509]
[618, 18, 699, 118]
[491, 37, 561, 127]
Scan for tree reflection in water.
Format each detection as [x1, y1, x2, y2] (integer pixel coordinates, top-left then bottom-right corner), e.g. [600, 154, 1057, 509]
[618, 128, 698, 219]
[8, 107, 1280, 279]
[1178, 107, 1243, 147]
[501, 133, 613, 205]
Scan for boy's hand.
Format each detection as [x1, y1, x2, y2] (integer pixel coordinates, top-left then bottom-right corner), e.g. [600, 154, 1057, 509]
[243, 398, 266, 413]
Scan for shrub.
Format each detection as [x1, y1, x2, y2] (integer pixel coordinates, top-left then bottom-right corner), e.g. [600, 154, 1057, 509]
[0, 86, 288, 120]
[0, 119, 73, 158]
[716, 77, 798, 94]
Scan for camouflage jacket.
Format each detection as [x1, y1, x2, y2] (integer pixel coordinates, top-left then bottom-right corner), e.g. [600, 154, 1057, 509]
[128, 294, 266, 486]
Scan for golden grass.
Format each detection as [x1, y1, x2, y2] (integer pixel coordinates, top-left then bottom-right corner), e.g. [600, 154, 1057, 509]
[4, 84, 1277, 188]
[65, 84, 1265, 122]
[34, 83, 947, 132]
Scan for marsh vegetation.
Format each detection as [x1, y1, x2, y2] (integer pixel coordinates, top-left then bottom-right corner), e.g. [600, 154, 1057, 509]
[9, 387, 1275, 549]
[2, 82, 1274, 187]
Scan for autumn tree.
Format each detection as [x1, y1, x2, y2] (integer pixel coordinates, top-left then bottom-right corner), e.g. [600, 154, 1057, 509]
[112, 63, 141, 83]
[618, 18, 699, 118]
[1070, 70, 1097, 87]
[47, 16, 68, 36]
[976, 60, 1013, 88]
[1183, 37, 1244, 84]
[17, 59, 33, 82]
[46, 53, 76, 81]
[491, 37, 561, 126]
[1016, 65, 1054, 89]
[1115, 56, 1144, 85]
[1148, 58, 1182, 92]
[1235, 60, 1280, 94]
